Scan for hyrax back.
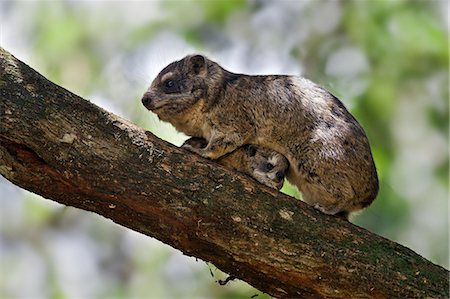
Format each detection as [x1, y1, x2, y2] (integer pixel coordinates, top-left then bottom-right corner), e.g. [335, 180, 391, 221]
[142, 55, 379, 216]
[183, 137, 288, 190]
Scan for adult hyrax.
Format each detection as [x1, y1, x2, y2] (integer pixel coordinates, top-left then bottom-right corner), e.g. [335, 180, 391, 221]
[183, 137, 289, 190]
[142, 54, 379, 216]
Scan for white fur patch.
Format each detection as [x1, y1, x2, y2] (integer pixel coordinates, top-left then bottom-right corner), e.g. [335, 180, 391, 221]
[161, 72, 174, 82]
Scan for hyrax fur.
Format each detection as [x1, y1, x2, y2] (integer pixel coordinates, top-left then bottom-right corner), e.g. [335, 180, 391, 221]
[183, 137, 289, 190]
[142, 54, 379, 217]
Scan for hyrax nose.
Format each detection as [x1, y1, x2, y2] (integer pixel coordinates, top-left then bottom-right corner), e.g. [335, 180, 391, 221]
[141, 92, 152, 107]
[275, 171, 284, 181]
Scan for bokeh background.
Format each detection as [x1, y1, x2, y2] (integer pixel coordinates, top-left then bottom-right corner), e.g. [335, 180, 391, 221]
[1, 1, 448, 298]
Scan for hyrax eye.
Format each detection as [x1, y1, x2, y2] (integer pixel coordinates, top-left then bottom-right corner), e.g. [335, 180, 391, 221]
[264, 163, 274, 171]
[162, 79, 180, 94]
[165, 80, 175, 88]
[275, 171, 284, 181]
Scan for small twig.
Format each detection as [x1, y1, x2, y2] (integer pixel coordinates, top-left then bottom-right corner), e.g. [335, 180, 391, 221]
[218, 275, 236, 286]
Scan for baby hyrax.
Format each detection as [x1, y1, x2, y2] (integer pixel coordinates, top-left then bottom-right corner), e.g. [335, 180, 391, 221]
[183, 137, 289, 190]
[142, 54, 379, 217]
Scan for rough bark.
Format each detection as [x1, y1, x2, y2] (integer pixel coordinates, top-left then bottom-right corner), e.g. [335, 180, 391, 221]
[0, 47, 448, 299]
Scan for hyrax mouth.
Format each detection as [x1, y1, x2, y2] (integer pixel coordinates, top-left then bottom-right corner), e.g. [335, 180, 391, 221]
[142, 95, 170, 112]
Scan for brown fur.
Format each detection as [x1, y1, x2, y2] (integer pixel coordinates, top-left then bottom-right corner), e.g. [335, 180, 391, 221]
[142, 55, 379, 216]
[183, 137, 289, 190]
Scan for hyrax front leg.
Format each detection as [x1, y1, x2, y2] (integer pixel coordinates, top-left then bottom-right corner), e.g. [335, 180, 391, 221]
[183, 133, 244, 159]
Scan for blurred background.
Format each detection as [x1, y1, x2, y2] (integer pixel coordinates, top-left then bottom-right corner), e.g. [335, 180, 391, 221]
[0, 0, 448, 298]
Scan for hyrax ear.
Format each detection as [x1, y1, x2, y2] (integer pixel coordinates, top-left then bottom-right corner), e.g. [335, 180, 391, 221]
[189, 55, 207, 76]
[246, 145, 257, 157]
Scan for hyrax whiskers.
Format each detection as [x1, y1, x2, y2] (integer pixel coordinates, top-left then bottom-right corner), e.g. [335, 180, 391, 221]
[142, 54, 379, 217]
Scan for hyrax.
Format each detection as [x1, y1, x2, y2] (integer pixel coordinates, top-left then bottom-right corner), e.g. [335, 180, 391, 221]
[183, 137, 289, 190]
[142, 54, 379, 217]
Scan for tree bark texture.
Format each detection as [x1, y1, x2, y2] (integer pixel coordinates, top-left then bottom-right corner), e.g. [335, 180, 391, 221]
[0, 47, 448, 299]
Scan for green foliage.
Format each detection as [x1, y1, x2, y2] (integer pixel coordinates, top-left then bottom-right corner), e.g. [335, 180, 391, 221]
[200, 0, 247, 24]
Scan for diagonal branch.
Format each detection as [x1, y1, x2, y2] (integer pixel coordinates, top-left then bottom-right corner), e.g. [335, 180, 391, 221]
[0, 47, 448, 299]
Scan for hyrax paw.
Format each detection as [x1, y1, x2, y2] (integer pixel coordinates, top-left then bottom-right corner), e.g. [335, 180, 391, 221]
[182, 137, 208, 149]
[182, 139, 211, 158]
[313, 204, 341, 215]
[181, 142, 201, 153]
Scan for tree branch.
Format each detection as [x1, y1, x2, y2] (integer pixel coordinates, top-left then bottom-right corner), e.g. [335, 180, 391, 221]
[0, 47, 448, 298]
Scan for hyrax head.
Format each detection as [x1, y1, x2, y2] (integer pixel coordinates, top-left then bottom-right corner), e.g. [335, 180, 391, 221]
[141, 55, 210, 122]
[245, 145, 289, 190]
